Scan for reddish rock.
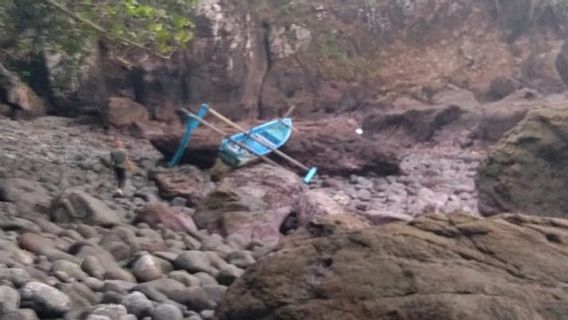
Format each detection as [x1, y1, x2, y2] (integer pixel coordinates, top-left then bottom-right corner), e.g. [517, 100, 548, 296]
[105, 97, 149, 128]
[194, 164, 319, 246]
[0, 63, 46, 118]
[129, 120, 166, 139]
[150, 166, 215, 206]
[135, 203, 197, 233]
[0, 103, 12, 118]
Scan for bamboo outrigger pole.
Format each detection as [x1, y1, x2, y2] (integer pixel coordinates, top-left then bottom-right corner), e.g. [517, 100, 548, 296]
[205, 107, 317, 183]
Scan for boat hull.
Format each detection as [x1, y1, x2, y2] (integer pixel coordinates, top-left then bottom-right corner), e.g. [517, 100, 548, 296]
[219, 118, 293, 167]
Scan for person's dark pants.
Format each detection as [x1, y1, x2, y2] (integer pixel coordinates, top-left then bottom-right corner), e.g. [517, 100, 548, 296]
[114, 167, 127, 189]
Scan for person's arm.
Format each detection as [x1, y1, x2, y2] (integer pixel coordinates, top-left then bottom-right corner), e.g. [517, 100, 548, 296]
[124, 152, 136, 172]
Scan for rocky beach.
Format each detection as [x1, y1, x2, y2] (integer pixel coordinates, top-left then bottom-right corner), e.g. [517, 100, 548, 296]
[3, 0, 568, 319]
[0, 104, 487, 319]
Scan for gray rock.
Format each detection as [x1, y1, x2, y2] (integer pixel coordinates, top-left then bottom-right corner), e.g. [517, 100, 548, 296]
[153, 251, 178, 263]
[121, 292, 153, 318]
[18, 232, 79, 263]
[216, 265, 245, 286]
[20, 281, 71, 316]
[34, 217, 65, 234]
[194, 273, 218, 286]
[58, 282, 99, 308]
[152, 303, 183, 320]
[75, 224, 99, 239]
[83, 277, 105, 291]
[205, 252, 229, 270]
[226, 251, 256, 269]
[0, 178, 51, 212]
[0, 285, 20, 312]
[14, 309, 39, 320]
[182, 235, 202, 250]
[357, 189, 372, 201]
[103, 280, 136, 294]
[168, 271, 200, 287]
[174, 251, 213, 274]
[81, 256, 107, 279]
[101, 292, 123, 305]
[77, 246, 135, 282]
[0, 240, 34, 266]
[52, 260, 88, 281]
[200, 310, 215, 320]
[50, 190, 121, 226]
[59, 229, 84, 241]
[86, 316, 111, 320]
[132, 254, 163, 282]
[200, 237, 223, 252]
[176, 287, 215, 311]
[226, 234, 250, 251]
[164, 240, 185, 252]
[0, 218, 41, 233]
[134, 278, 185, 301]
[53, 270, 72, 283]
[202, 285, 228, 305]
[170, 197, 187, 207]
[89, 304, 128, 320]
[0, 309, 40, 320]
[214, 244, 235, 258]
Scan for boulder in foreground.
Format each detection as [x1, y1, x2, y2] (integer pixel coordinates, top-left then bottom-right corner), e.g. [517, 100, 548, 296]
[216, 214, 568, 320]
[476, 105, 568, 217]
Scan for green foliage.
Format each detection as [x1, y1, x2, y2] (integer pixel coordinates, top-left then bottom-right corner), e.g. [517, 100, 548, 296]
[0, 0, 198, 61]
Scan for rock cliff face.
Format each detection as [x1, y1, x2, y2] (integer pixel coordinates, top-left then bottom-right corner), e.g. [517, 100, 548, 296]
[8, 0, 566, 121]
[174, 0, 567, 119]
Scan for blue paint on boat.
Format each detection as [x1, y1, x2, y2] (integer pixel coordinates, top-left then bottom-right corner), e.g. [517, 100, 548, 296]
[304, 167, 318, 184]
[219, 118, 293, 167]
[168, 103, 209, 166]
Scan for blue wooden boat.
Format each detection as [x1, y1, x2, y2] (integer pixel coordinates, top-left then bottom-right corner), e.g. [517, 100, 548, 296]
[219, 118, 293, 168]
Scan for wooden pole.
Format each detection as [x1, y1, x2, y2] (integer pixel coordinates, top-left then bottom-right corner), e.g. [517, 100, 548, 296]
[183, 112, 282, 168]
[283, 105, 296, 117]
[205, 107, 311, 172]
[283, 105, 299, 133]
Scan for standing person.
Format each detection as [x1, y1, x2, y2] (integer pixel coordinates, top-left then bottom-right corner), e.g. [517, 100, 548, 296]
[110, 138, 130, 197]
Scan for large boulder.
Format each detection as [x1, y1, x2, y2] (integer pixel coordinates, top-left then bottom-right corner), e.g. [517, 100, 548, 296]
[150, 166, 215, 206]
[151, 116, 400, 176]
[362, 104, 469, 144]
[0, 63, 46, 119]
[105, 97, 150, 128]
[216, 214, 568, 320]
[43, 42, 109, 116]
[476, 105, 568, 217]
[135, 203, 197, 233]
[194, 164, 310, 246]
[50, 190, 122, 226]
[0, 178, 51, 213]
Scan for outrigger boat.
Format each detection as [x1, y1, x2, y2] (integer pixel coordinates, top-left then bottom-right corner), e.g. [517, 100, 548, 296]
[219, 118, 293, 168]
[170, 104, 318, 184]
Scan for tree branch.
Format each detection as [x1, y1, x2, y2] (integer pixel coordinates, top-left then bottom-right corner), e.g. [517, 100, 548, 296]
[41, 0, 171, 60]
